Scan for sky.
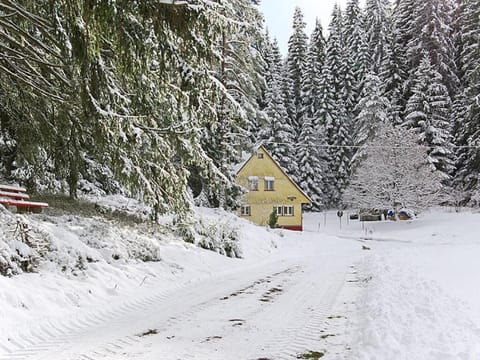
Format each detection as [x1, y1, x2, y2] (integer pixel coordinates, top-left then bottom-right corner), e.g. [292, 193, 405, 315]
[258, 0, 349, 55]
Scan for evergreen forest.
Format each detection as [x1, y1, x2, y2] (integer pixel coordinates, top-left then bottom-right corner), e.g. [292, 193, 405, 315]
[0, 0, 479, 215]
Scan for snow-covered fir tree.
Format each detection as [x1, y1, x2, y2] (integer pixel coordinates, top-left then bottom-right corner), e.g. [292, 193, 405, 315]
[380, 26, 408, 124]
[317, 6, 352, 207]
[406, 0, 459, 98]
[385, 0, 418, 119]
[343, 0, 369, 112]
[259, 39, 298, 178]
[301, 19, 326, 124]
[363, 0, 391, 74]
[404, 54, 455, 181]
[285, 7, 309, 139]
[198, 0, 267, 208]
[0, 0, 267, 218]
[351, 74, 390, 168]
[297, 19, 329, 209]
[453, 0, 480, 202]
[297, 118, 329, 211]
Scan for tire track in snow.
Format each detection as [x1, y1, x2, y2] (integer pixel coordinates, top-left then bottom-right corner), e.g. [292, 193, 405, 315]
[0, 278, 185, 360]
[166, 266, 302, 360]
[0, 261, 294, 360]
[256, 259, 353, 360]
[76, 266, 300, 360]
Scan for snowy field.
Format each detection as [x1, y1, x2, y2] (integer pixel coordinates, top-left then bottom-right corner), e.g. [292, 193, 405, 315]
[304, 209, 480, 360]
[1, 207, 480, 359]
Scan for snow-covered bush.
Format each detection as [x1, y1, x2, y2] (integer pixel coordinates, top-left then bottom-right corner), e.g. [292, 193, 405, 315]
[0, 196, 245, 278]
[196, 221, 241, 258]
[73, 218, 162, 263]
[0, 208, 52, 276]
[0, 202, 165, 277]
[174, 208, 242, 258]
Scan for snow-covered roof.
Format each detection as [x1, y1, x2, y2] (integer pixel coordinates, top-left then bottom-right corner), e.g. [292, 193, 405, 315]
[231, 142, 264, 174]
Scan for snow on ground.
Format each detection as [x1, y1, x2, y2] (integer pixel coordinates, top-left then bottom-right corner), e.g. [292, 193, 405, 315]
[0, 203, 363, 360]
[304, 209, 480, 359]
[1, 205, 479, 359]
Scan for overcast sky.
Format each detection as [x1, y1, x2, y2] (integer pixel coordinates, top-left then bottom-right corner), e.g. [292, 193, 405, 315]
[258, 0, 349, 55]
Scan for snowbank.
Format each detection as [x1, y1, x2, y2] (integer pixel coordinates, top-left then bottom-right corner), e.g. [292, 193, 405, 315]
[0, 200, 280, 345]
[305, 209, 480, 359]
[351, 252, 480, 360]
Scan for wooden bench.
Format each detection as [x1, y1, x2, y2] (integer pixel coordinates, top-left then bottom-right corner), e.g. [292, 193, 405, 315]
[0, 190, 30, 200]
[0, 184, 48, 213]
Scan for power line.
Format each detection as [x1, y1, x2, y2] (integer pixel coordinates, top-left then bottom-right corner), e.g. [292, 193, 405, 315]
[262, 141, 480, 149]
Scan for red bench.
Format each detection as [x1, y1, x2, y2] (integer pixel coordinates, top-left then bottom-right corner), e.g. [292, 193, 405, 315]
[0, 190, 30, 200]
[0, 185, 27, 193]
[0, 185, 48, 213]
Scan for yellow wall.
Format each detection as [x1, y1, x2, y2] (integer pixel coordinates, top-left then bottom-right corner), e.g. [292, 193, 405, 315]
[235, 147, 310, 229]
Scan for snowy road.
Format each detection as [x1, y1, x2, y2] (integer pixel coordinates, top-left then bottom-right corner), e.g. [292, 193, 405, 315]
[0, 231, 362, 360]
[3, 209, 479, 360]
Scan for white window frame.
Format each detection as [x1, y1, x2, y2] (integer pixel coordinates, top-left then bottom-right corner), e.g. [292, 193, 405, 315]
[248, 176, 259, 191]
[283, 205, 294, 216]
[264, 177, 275, 191]
[274, 205, 283, 216]
[241, 205, 251, 216]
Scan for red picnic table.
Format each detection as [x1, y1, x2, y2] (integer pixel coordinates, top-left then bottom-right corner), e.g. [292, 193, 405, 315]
[0, 184, 48, 213]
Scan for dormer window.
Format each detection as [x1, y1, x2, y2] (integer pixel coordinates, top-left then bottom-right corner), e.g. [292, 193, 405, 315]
[264, 176, 275, 191]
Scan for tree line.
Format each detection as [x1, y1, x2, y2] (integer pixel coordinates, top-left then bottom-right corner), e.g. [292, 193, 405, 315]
[258, 0, 480, 210]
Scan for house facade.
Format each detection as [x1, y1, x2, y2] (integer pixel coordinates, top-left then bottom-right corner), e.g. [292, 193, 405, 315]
[235, 146, 311, 231]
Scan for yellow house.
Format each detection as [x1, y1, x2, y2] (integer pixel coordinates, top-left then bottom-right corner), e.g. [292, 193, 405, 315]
[235, 145, 311, 231]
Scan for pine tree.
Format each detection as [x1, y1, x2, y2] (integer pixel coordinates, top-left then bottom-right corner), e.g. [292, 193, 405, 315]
[386, 0, 417, 119]
[453, 0, 480, 201]
[351, 74, 390, 168]
[380, 27, 408, 124]
[343, 0, 369, 111]
[404, 54, 455, 180]
[198, 0, 267, 208]
[285, 6, 309, 141]
[406, 0, 459, 97]
[297, 19, 328, 209]
[260, 39, 298, 178]
[364, 0, 391, 74]
[392, 0, 416, 68]
[316, 6, 352, 207]
[301, 19, 326, 123]
[0, 0, 266, 218]
[297, 117, 329, 210]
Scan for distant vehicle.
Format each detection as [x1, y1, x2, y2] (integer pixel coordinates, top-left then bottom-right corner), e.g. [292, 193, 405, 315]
[398, 208, 414, 220]
[349, 213, 359, 220]
[359, 208, 382, 221]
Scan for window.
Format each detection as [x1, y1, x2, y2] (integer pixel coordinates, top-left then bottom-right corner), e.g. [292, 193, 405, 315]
[274, 205, 293, 217]
[248, 176, 259, 191]
[283, 205, 294, 216]
[241, 205, 251, 216]
[274, 205, 283, 216]
[264, 177, 275, 191]
[257, 152, 264, 159]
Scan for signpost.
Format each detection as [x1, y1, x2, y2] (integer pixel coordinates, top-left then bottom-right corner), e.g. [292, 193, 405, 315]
[337, 210, 343, 230]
